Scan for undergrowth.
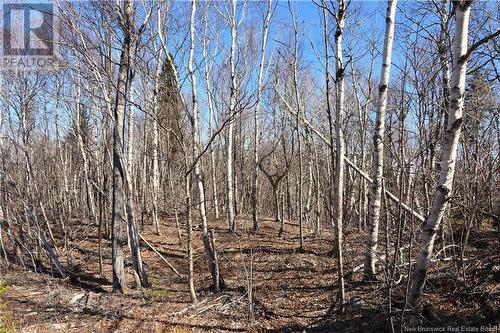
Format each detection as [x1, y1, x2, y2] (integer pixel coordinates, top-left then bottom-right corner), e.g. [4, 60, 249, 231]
[0, 280, 16, 333]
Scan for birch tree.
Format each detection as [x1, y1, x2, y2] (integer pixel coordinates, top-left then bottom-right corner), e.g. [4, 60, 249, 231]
[186, 0, 227, 291]
[288, 2, 305, 251]
[363, 0, 397, 281]
[333, 0, 346, 305]
[408, 0, 472, 307]
[227, 0, 238, 231]
[252, 0, 273, 232]
[202, 7, 220, 221]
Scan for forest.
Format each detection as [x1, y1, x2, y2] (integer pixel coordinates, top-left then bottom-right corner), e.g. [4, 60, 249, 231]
[0, 0, 499, 332]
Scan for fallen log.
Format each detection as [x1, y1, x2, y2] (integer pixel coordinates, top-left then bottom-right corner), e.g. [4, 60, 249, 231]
[138, 233, 183, 278]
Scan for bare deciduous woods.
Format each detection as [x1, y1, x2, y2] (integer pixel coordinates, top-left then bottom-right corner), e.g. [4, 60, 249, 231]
[0, 0, 498, 331]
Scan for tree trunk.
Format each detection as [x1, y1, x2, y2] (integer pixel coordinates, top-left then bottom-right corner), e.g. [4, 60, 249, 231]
[74, 73, 96, 226]
[252, 0, 273, 232]
[288, 3, 304, 251]
[111, 0, 133, 293]
[409, 0, 471, 307]
[189, 0, 226, 290]
[226, 0, 237, 232]
[202, 16, 220, 220]
[333, 0, 346, 304]
[151, 44, 162, 235]
[185, 175, 197, 303]
[363, 0, 397, 281]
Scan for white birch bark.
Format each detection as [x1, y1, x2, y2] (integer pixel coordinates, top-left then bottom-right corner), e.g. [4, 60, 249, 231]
[124, 71, 149, 289]
[188, 0, 206, 237]
[252, 0, 273, 232]
[363, 0, 397, 280]
[438, 0, 451, 145]
[185, 175, 197, 302]
[313, 138, 321, 235]
[189, 0, 226, 290]
[0, 75, 3, 222]
[202, 12, 220, 220]
[126, 85, 135, 175]
[74, 70, 96, 226]
[350, 50, 374, 230]
[305, 144, 313, 222]
[333, 0, 346, 304]
[289, 3, 304, 250]
[409, 0, 472, 306]
[151, 17, 163, 235]
[0, 76, 7, 265]
[226, 0, 238, 231]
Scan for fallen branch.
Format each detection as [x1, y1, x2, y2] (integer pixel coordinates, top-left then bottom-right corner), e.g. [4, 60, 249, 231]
[190, 295, 228, 317]
[275, 91, 425, 223]
[138, 233, 183, 278]
[172, 298, 209, 316]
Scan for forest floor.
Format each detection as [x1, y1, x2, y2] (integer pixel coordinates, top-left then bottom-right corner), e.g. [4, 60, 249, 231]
[0, 214, 498, 332]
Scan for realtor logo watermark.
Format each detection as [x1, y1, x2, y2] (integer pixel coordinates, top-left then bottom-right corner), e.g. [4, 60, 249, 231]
[1, 1, 59, 70]
[403, 324, 499, 332]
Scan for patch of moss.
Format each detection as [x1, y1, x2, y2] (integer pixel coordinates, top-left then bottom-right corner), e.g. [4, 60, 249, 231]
[144, 274, 168, 304]
[0, 280, 16, 333]
[149, 273, 160, 288]
[0, 281, 7, 297]
[146, 288, 169, 304]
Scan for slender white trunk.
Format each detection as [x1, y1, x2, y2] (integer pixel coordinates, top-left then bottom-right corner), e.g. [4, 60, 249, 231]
[313, 138, 321, 235]
[350, 52, 372, 231]
[151, 79, 161, 235]
[157, 13, 224, 289]
[305, 144, 313, 221]
[18, 79, 64, 276]
[438, 0, 451, 148]
[227, 0, 237, 231]
[168, 166, 182, 242]
[322, 1, 334, 237]
[189, 0, 206, 236]
[363, 0, 397, 280]
[126, 80, 136, 186]
[209, 137, 219, 219]
[124, 63, 149, 289]
[281, 100, 425, 223]
[409, 0, 471, 306]
[0, 78, 7, 265]
[151, 21, 163, 235]
[185, 175, 197, 302]
[288, 3, 304, 250]
[202, 14, 220, 220]
[189, 0, 225, 290]
[0, 76, 3, 221]
[252, 0, 273, 232]
[75, 72, 96, 225]
[333, 0, 346, 304]
[55, 102, 71, 213]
